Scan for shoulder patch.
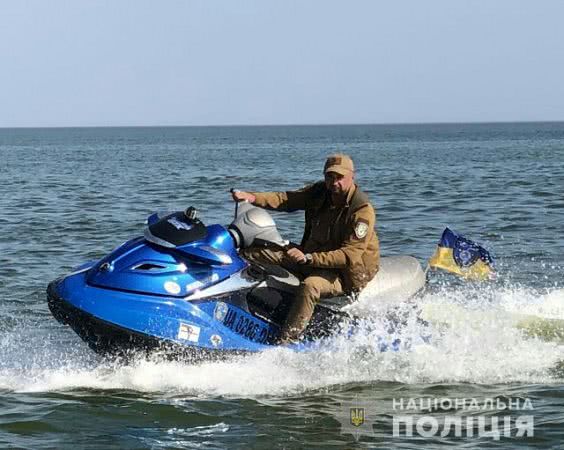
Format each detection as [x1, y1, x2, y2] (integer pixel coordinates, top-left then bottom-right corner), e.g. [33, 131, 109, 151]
[354, 219, 369, 239]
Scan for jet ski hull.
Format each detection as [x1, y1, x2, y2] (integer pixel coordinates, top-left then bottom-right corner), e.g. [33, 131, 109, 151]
[47, 264, 423, 360]
[48, 281, 247, 360]
[46, 208, 428, 360]
[47, 269, 283, 359]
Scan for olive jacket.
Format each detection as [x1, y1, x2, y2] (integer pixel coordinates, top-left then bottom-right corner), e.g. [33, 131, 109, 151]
[251, 182, 380, 292]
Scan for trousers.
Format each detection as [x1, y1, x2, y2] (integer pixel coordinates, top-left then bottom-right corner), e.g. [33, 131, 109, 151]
[242, 247, 343, 340]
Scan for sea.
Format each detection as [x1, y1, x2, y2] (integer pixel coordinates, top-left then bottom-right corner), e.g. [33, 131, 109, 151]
[1, 123, 563, 449]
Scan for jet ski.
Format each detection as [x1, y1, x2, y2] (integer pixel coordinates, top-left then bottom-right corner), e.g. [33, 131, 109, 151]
[47, 203, 427, 360]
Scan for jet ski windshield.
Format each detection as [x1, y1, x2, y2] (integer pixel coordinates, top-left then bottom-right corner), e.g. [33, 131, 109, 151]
[144, 211, 207, 248]
[228, 202, 289, 249]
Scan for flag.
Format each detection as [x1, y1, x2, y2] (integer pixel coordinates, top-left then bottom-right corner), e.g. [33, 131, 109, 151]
[429, 228, 495, 281]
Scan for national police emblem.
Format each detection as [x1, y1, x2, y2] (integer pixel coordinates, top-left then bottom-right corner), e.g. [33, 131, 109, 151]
[336, 396, 374, 441]
[453, 236, 480, 267]
[350, 407, 365, 427]
[354, 221, 369, 239]
[214, 302, 229, 321]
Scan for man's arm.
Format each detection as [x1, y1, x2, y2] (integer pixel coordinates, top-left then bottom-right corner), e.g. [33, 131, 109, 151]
[309, 204, 376, 268]
[233, 183, 319, 212]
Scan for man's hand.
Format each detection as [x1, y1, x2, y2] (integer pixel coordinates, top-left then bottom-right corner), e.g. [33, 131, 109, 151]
[286, 247, 307, 264]
[231, 191, 256, 203]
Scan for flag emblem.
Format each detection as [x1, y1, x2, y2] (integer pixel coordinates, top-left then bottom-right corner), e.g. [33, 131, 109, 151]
[429, 228, 494, 280]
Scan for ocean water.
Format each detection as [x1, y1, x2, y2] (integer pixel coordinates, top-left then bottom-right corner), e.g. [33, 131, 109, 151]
[0, 123, 563, 449]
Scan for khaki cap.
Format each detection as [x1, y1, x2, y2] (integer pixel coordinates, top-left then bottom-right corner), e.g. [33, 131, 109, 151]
[324, 153, 354, 176]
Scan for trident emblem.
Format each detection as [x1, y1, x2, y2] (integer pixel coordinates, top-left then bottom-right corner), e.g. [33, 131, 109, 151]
[350, 407, 365, 427]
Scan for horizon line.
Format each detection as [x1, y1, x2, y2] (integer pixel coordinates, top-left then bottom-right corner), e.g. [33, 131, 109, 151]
[1, 119, 564, 130]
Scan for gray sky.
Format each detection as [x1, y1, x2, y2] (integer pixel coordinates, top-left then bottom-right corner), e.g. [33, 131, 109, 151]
[1, 0, 564, 127]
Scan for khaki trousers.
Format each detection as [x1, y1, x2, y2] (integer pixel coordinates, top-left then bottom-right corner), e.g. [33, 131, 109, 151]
[242, 247, 343, 340]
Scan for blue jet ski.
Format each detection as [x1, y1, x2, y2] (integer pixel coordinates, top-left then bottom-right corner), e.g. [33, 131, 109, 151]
[47, 203, 427, 360]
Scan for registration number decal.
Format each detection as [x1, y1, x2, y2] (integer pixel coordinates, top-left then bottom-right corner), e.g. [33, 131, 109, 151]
[220, 306, 276, 344]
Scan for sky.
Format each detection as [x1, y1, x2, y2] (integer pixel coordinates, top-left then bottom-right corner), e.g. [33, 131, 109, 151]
[1, 0, 564, 127]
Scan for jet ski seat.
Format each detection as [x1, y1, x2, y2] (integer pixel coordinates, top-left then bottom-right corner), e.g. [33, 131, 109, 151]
[246, 264, 300, 316]
[261, 264, 358, 311]
[248, 263, 356, 313]
[246, 263, 300, 293]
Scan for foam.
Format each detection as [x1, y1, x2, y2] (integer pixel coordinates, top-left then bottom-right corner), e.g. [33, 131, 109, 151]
[2, 286, 564, 396]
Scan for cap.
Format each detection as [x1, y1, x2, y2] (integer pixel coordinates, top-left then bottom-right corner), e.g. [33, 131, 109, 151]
[324, 154, 354, 176]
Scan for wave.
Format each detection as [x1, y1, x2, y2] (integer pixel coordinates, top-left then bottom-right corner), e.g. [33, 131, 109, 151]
[1, 285, 564, 397]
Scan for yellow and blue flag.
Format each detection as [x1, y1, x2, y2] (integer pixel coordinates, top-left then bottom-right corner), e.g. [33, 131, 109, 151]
[429, 228, 495, 281]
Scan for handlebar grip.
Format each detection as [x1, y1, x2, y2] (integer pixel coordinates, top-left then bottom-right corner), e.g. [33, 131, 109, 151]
[230, 188, 249, 204]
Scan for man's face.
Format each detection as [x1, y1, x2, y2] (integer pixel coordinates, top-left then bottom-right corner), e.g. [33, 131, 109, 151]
[324, 171, 354, 196]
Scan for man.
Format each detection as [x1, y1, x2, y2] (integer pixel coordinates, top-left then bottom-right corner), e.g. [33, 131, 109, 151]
[232, 154, 379, 343]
